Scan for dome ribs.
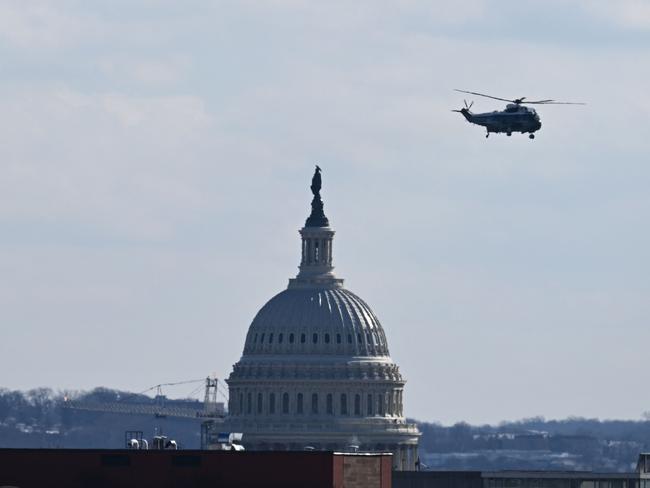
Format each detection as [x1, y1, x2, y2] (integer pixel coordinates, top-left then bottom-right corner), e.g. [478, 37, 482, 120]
[358, 296, 390, 356]
[337, 290, 370, 356]
[315, 291, 325, 340]
[328, 290, 349, 349]
[242, 289, 391, 358]
[323, 290, 333, 315]
[333, 290, 358, 353]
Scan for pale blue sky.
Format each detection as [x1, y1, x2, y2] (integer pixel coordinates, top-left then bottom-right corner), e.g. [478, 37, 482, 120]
[1, 0, 649, 425]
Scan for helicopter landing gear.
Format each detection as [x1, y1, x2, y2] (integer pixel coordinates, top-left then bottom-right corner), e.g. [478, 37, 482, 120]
[529, 133, 535, 139]
[485, 130, 490, 138]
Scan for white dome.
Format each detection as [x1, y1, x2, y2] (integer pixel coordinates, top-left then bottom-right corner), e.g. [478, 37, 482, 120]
[242, 288, 390, 357]
[224, 168, 419, 470]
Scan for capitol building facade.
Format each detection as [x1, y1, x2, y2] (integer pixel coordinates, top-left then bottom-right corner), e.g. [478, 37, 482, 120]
[225, 168, 420, 470]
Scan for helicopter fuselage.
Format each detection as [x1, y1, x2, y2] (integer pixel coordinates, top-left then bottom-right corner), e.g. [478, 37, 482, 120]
[458, 103, 542, 138]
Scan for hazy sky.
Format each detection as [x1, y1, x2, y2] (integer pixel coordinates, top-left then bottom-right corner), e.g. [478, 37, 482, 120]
[1, 0, 649, 425]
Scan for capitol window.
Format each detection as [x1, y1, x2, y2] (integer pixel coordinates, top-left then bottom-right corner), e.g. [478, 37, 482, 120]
[312, 333, 318, 344]
[278, 333, 283, 344]
[247, 392, 252, 414]
[340, 394, 348, 415]
[289, 333, 295, 344]
[300, 333, 306, 344]
[367, 394, 373, 415]
[257, 393, 263, 414]
[311, 393, 318, 414]
[282, 393, 289, 414]
[260, 333, 265, 343]
[269, 393, 276, 414]
[326, 394, 333, 415]
[297, 393, 304, 414]
[354, 394, 361, 415]
[336, 334, 341, 344]
[325, 333, 330, 344]
[347, 334, 352, 344]
[269, 333, 274, 344]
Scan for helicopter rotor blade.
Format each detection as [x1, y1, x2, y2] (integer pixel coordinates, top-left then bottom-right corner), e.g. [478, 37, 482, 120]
[525, 100, 586, 105]
[455, 89, 586, 106]
[522, 99, 554, 104]
[455, 89, 515, 104]
[468, 101, 474, 109]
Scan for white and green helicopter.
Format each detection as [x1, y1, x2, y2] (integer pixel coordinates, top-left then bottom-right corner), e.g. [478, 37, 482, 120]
[453, 89, 585, 139]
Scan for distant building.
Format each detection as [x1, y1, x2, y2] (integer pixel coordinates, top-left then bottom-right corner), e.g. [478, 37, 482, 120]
[394, 453, 650, 488]
[224, 168, 420, 470]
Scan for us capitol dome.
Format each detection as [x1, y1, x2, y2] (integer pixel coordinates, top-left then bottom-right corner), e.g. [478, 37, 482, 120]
[225, 167, 420, 470]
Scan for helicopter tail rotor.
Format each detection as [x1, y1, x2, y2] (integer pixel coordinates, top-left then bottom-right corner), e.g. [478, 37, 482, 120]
[452, 100, 474, 118]
[452, 104, 473, 122]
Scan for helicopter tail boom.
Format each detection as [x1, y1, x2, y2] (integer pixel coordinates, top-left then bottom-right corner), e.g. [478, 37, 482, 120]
[452, 99, 475, 122]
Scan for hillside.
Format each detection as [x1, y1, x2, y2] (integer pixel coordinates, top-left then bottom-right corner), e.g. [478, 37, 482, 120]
[0, 387, 646, 471]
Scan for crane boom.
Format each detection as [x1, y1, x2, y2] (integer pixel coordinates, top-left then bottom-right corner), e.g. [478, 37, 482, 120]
[63, 377, 226, 420]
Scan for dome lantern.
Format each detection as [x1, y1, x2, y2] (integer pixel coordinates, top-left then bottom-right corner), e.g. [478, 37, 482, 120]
[289, 166, 343, 290]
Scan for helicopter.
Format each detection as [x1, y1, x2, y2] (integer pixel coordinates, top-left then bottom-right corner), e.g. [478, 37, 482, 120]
[453, 89, 585, 139]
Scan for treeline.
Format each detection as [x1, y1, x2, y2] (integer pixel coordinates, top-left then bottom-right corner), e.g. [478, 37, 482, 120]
[416, 418, 649, 471]
[1, 387, 649, 472]
[0, 387, 202, 449]
[417, 417, 650, 451]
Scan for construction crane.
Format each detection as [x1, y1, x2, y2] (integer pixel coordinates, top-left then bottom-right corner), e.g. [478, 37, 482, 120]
[63, 377, 227, 420]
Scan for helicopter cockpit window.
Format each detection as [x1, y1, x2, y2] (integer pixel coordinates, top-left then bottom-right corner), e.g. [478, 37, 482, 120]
[505, 105, 518, 113]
